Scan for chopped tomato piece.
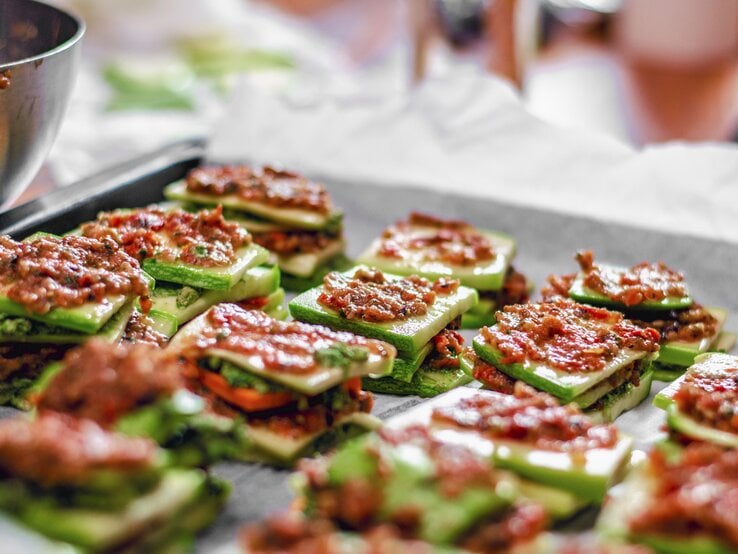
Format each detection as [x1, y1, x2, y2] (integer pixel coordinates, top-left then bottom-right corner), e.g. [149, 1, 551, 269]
[200, 370, 295, 413]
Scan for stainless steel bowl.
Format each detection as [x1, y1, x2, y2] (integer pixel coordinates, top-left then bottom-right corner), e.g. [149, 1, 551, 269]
[0, 0, 84, 208]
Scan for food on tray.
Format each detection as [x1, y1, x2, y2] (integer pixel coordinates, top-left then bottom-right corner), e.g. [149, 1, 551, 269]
[471, 301, 660, 422]
[78, 205, 281, 336]
[168, 304, 394, 465]
[388, 386, 633, 506]
[598, 442, 738, 554]
[163, 165, 350, 292]
[295, 424, 547, 551]
[238, 512, 470, 554]
[0, 234, 151, 408]
[289, 266, 477, 396]
[542, 251, 735, 381]
[33, 339, 248, 466]
[0, 413, 228, 552]
[358, 212, 530, 328]
[653, 352, 738, 448]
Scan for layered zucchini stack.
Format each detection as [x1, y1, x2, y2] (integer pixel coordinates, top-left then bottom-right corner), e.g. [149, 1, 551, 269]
[0, 234, 152, 408]
[389, 386, 633, 514]
[471, 301, 661, 422]
[289, 266, 478, 397]
[33, 339, 249, 467]
[78, 205, 284, 337]
[357, 212, 530, 328]
[164, 165, 349, 292]
[544, 251, 735, 381]
[0, 413, 228, 552]
[169, 303, 396, 465]
[654, 352, 738, 448]
[294, 419, 548, 552]
[598, 441, 738, 554]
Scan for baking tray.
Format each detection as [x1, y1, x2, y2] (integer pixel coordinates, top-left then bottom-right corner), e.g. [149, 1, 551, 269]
[1, 138, 736, 552]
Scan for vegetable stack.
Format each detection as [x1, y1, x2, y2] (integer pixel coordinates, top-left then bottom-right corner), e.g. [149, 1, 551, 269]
[78, 205, 284, 337]
[164, 165, 350, 292]
[289, 266, 478, 397]
[470, 300, 661, 422]
[0, 413, 229, 552]
[0, 234, 152, 408]
[543, 251, 735, 381]
[168, 303, 396, 465]
[358, 212, 530, 328]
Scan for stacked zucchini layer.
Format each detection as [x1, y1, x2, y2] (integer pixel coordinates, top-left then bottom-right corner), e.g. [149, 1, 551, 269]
[169, 304, 396, 465]
[357, 214, 529, 329]
[472, 302, 659, 423]
[0, 415, 229, 553]
[557, 256, 735, 381]
[0, 235, 148, 409]
[289, 267, 478, 397]
[164, 173, 350, 292]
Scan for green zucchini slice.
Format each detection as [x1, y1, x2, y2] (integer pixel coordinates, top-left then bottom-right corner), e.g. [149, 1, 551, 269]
[5, 470, 227, 552]
[656, 307, 729, 367]
[149, 264, 280, 325]
[0, 293, 131, 335]
[472, 335, 653, 403]
[568, 267, 693, 312]
[163, 180, 341, 231]
[362, 366, 473, 398]
[289, 270, 478, 357]
[0, 301, 134, 344]
[277, 238, 345, 278]
[142, 243, 269, 291]
[357, 229, 516, 291]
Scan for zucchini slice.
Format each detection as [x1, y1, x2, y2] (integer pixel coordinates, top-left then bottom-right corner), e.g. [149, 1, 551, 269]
[386, 388, 633, 504]
[666, 405, 738, 449]
[472, 335, 653, 403]
[585, 369, 654, 424]
[289, 270, 478, 357]
[164, 180, 341, 231]
[357, 230, 516, 291]
[388, 343, 433, 383]
[656, 307, 729, 367]
[0, 301, 134, 344]
[362, 366, 473, 398]
[277, 238, 346, 278]
[568, 268, 693, 312]
[8, 470, 227, 552]
[0, 293, 130, 335]
[170, 311, 395, 396]
[149, 264, 280, 325]
[142, 243, 269, 291]
[242, 411, 381, 464]
[654, 351, 738, 410]
[279, 254, 353, 293]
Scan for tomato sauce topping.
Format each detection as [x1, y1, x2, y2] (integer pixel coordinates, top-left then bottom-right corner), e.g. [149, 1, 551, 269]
[0, 414, 156, 487]
[630, 443, 738, 548]
[576, 250, 688, 307]
[460, 503, 547, 553]
[464, 347, 517, 394]
[432, 383, 619, 451]
[185, 165, 332, 215]
[36, 339, 182, 427]
[0, 235, 150, 315]
[181, 303, 393, 375]
[252, 228, 338, 256]
[377, 212, 496, 266]
[673, 361, 738, 435]
[426, 328, 464, 370]
[80, 206, 250, 268]
[482, 301, 660, 372]
[318, 267, 459, 323]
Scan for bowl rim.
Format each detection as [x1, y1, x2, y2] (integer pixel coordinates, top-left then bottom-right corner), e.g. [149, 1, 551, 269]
[0, 0, 86, 70]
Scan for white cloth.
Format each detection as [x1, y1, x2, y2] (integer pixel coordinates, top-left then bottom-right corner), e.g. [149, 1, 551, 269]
[210, 65, 738, 244]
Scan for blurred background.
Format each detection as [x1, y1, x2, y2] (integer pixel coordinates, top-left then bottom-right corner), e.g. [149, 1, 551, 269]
[19, 0, 738, 204]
